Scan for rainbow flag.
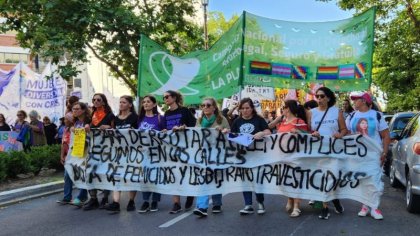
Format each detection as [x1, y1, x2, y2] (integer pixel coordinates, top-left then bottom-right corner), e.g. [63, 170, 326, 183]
[338, 64, 355, 79]
[250, 61, 272, 75]
[292, 66, 307, 80]
[316, 66, 338, 80]
[355, 62, 366, 79]
[272, 63, 291, 78]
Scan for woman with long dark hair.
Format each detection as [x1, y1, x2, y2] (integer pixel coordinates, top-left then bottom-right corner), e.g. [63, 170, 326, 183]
[0, 113, 11, 131]
[137, 95, 166, 213]
[163, 90, 196, 214]
[105, 95, 139, 213]
[268, 99, 308, 217]
[83, 93, 115, 211]
[193, 97, 230, 217]
[307, 87, 347, 220]
[231, 97, 271, 216]
[342, 98, 354, 120]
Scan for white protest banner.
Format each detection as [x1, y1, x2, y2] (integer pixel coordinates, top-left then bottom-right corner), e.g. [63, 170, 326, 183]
[65, 128, 384, 208]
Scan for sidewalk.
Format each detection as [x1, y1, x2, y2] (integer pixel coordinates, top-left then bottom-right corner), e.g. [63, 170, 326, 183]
[0, 180, 64, 207]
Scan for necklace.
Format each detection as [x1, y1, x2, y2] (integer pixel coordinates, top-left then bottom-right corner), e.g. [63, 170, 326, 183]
[283, 117, 297, 124]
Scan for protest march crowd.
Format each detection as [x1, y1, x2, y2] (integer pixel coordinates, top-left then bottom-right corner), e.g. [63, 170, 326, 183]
[0, 86, 390, 221]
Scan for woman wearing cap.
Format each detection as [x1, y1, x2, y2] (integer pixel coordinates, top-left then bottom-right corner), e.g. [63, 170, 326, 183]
[231, 97, 271, 216]
[306, 87, 347, 220]
[193, 97, 230, 218]
[347, 92, 390, 220]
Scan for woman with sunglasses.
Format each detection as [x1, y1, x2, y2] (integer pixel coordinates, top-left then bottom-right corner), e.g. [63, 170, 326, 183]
[231, 97, 271, 215]
[0, 113, 11, 131]
[162, 90, 196, 214]
[13, 110, 30, 151]
[306, 87, 347, 220]
[137, 95, 166, 213]
[268, 100, 308, 217]
[83, 93, 115, 211]
[105, 95, 139, 213]
[193, 97, 230, 218]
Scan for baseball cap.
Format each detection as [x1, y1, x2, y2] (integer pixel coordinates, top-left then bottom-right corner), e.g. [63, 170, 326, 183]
[350, 91, 372, 104]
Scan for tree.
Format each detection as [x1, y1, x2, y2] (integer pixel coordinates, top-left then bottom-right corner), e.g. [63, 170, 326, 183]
[207, 11, 239, 45]
[0, 0, 204, 94]
[317, 0, 420, 111]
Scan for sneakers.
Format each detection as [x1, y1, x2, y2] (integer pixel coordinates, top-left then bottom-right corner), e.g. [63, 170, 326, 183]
[358, 205, 370, 217]
[332, 199, 344, 214]
[83, 198, 99, 211]
[185, 196, 194, 211]
[138, 201, 150, 213]
[318, 207, 330, 220]
[370, 208, 384, 220]
[193, 208, 208, 217]
[126, 200, 136, 211]
[257, 203, 266, 215]
[56, 198, 71, 205]
[169, 203, 182, 214]
[212, 205, 222, 214]
[99, 197, 108, 209]
[70, 198, 85, 207]
[239, 205, 254, 215]
[106, 202, 120, 212]
[150, 201, 158, 212]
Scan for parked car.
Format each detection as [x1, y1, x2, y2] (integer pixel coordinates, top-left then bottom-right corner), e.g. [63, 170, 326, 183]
[384, 114, 394, 125]
[389, 112, 420, 213]
[383, 112, 416, 176]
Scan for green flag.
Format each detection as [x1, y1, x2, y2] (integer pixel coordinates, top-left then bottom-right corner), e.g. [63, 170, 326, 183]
[138, 16, 244, 104]
[243, 8, 375, 91]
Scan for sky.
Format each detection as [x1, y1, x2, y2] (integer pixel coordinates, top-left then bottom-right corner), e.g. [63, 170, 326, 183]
[207, 0, 354, 22]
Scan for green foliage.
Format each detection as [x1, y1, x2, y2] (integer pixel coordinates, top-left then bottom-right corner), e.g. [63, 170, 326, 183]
[317, 0, 420, 111]
[0, 145, 62, 182]
[207, 11, 240, 44]
[0, 0, 204, 94]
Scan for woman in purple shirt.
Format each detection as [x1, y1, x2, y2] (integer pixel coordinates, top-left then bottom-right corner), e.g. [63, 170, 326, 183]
[137, 95, 164, 213]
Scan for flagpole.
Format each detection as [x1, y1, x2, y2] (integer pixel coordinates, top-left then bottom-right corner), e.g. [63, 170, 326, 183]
[238, 11, 247, 102]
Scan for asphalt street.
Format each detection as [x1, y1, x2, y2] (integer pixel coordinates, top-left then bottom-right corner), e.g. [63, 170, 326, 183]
[0, 177, 419, 236]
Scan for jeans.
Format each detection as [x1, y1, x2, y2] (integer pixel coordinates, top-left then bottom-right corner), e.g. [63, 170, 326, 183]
[142, 192, 161, 202]
[196, 194, 222, 209]
[243, 191, 264, 205]
[63, 170, 87, 201]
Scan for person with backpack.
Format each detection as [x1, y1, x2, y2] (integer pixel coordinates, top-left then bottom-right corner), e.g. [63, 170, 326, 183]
[346, 91, 390, 220]
[306, 87, 348, 220]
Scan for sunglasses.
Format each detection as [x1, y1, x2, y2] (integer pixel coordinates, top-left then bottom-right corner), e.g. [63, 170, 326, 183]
[163, 95, 171, 100]
[201, 103, 212, 108]
[315, 94, 326, 99]
[92, 98, 102, 102]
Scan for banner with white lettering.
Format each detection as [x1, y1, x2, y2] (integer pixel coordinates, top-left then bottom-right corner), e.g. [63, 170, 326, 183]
[65, 128, 384, 208]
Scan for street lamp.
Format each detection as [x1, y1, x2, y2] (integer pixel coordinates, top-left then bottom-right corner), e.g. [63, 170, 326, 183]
[201, 0, 209, 50]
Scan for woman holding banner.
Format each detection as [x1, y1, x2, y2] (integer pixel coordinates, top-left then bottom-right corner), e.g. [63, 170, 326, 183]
[307, 87, 347, 220]
[65, 102, 90, 207]
[268, 100, 308, 217]
[83, 93, 115, 211]
[347, 91, 389, 220]
[136, 95, 166, 213]
[193, 97, 230, 218]
[231, 97, 271, 215]
[105, 95, 139, 213]
[163, 90, 196, 214]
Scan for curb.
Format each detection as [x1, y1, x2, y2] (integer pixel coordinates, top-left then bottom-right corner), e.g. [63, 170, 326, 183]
[0, 180, 64, 207]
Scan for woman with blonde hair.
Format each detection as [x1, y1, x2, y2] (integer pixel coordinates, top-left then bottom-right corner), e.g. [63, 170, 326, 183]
[193, 97, 230, 217]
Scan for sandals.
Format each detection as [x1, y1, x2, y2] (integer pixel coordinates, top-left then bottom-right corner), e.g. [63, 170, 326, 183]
[285, 202, 293, 212]
[290, 208, 301, 217]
